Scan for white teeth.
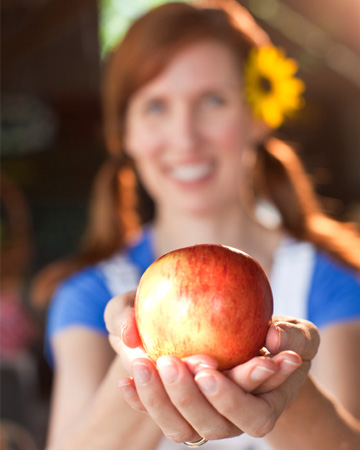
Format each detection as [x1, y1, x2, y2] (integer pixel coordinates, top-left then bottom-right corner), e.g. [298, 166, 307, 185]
[171, 163, 213, 182]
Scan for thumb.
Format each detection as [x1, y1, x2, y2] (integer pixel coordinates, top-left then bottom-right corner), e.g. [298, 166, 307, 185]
[104, 291, 141, 348]
[266, 317, 320, 361]
[121, 307, 142, 348]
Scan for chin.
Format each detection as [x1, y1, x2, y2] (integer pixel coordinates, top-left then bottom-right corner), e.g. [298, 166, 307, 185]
[175, 198, 224, 216]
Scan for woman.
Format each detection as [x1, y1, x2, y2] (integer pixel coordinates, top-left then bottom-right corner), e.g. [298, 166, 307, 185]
[32, 1, 360, 449]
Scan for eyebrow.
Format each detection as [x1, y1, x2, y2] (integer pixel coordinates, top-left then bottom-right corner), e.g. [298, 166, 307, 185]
[140, 80, 240, 99]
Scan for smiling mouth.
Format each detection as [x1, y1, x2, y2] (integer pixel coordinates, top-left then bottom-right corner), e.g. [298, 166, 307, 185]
[170, 163, 214, 183]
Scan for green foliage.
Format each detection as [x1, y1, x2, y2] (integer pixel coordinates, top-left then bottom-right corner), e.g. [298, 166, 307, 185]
[99, 0, 189, 58]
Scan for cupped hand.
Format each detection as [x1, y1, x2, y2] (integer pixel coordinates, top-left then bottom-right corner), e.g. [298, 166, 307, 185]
[104, 291, 144, 373]
[104, 294, 320, 443]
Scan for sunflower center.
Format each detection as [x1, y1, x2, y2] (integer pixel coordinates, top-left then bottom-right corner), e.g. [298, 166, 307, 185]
[259, 76, 272, 93]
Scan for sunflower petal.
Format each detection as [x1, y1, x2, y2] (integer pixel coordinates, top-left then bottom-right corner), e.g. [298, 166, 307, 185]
[244, 45, 305, 127]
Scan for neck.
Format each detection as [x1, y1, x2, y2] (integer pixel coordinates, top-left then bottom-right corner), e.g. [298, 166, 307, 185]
[152, 203, 283, 275]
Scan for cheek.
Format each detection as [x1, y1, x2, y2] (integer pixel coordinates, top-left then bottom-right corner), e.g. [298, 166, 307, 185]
[206, 115, 247, 154]
[124, 121, 163, 159]
[124, 121, 162, 195]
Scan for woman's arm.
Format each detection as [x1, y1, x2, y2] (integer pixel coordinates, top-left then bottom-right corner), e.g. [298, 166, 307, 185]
[312, 320, 360, 419]
[46, 327, 162, 450]
[264, 319, 360, 449]
[266, 375, 360, 450]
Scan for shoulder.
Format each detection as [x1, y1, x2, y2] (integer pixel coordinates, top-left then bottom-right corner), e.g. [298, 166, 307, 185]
[47, 265, 111, 337]
[311, 251, 360, 295]
[57, 265, 109, 296]
[45, 264, 113, 367]
[46, 227, 155, 342]
[308, 251, 360, 329]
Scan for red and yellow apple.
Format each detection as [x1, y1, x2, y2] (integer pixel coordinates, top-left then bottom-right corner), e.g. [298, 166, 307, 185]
[134, 244, 273, 370]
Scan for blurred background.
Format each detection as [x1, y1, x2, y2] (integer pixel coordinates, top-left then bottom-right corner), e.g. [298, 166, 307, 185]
[1, 0, 360, 447]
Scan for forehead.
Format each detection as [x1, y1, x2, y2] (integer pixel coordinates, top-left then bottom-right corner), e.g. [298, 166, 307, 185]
[133, 40, 242, 98]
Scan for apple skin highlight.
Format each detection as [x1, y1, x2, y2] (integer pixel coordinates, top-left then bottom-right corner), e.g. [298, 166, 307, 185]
[135, 244, 273, 371]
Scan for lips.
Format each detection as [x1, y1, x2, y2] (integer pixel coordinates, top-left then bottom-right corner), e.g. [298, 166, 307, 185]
[170, 162, 214, 183]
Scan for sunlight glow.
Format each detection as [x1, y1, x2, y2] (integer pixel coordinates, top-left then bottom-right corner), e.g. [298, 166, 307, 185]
[99, 0, 189, 58]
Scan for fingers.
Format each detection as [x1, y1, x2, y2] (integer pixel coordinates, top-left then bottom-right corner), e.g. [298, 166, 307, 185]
[182, 354, 219, 374]
[118, 354, 218, 412]
[225, 356, 279, 392]
[120, 356, 241, 443]
[224, 351, 301, 394]
[156, 356, 240, 441]
[251, 351, 302, 394]
[104, 292, 141, 349]
[193, 356, 306, 438]
[104, 291, 136, 331]
[128, 357, 203, 443]
[118, 352, 306, 442]
[259, 357, 311, 415]
[118, 344, 149, 374]
[120, 308, 141, 348]
[104, 292, 134, 336]
[266, 318, 320, 361]
[118, 377, 145, 412]
[194, 368, 280, 438]
[114, 312, 319, 443]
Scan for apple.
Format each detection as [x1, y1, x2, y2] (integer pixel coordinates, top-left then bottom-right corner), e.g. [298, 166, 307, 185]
[134, 244, 273, 370]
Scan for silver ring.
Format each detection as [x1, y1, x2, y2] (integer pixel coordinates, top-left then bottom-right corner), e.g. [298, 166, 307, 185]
[184, 438, 208, 447]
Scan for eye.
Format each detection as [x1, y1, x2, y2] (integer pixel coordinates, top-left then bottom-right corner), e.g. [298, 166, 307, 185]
[144, 99, 166, 115]
[203, 92, 226, 107]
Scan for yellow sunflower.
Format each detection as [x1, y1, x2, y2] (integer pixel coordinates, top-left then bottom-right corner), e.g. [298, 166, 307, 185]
[244, 46, 305, 128]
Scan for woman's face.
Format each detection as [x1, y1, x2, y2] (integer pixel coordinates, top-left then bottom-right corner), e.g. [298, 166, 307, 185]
[124, 40, 255, 216]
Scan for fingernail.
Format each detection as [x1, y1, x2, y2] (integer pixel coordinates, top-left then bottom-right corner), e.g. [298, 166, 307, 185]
[157, 357, 179, 384]
[277, 325, 289, 350]
[118, 378, 136, 398]
[121, 321, 128, 341]
[250, 366, 275, 382]
[132, 361, 152, 386]
[193, 363, 216, 375]
[195, 372, 218, 395]
[283, 358, 301, 368]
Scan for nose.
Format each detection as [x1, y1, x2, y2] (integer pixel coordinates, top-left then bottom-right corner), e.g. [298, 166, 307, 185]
[168, 105, 200, 154]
